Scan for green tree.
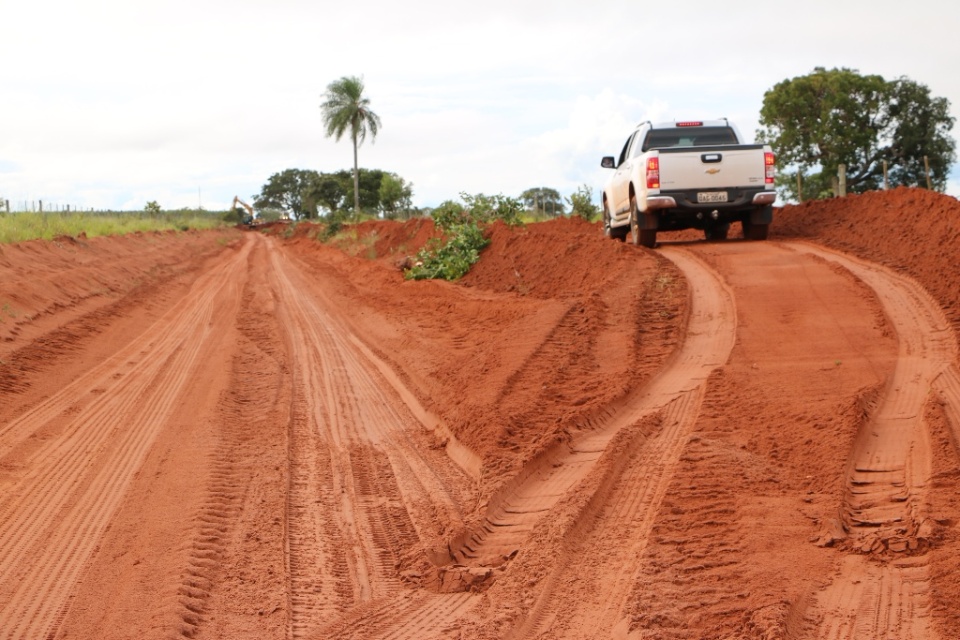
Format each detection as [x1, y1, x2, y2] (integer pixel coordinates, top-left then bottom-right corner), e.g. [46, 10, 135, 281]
[344, 168, 386, 213]
[309, 173, 347, 217]
[566, 185, 600, 222]
[302, 168, 411, 219]
[378, 172, 414, 219]
[320, 76, 382, 218]
[757, 67, 956, 200]
[885, 77, 957, 189]
[254, 168, 322, 219]
[144, 201, 161, 215]
[520, 187, 565, 217]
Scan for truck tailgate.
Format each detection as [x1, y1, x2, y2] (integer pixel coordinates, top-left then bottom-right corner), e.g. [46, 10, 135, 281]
[657, 146, 767, 191]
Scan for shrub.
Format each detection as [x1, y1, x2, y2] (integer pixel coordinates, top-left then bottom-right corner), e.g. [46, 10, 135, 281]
[406, 221, 489, 281]
[403, 192, 523, 281]
[567, 184, 600, 222]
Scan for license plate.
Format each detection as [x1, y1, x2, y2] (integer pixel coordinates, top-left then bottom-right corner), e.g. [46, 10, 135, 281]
[697, 191, 728, 203]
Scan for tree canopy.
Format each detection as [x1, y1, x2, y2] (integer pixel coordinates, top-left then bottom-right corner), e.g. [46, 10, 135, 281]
[255, 168, 413, 220]
[254, 169, 319, 219]
[520, 187, 565, 217]
[320, 76, 382, 217]
[378, 173, 414, 219]
[757, 67, 956, 200]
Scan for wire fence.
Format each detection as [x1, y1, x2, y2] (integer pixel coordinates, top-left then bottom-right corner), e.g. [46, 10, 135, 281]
[1, 200, 94, 213]
[0, 199, 228, 215]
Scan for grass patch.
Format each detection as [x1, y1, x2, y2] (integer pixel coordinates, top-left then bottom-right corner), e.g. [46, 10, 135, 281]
[327, 227, 379, 258]
[0, 210, 228, 243]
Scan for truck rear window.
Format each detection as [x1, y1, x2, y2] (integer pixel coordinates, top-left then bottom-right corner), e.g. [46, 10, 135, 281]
[643, 126, 738, 151]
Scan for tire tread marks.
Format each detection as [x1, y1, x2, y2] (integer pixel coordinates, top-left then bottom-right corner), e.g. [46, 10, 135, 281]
[0, 240, 252, 640]
[790, 243, 954, 639]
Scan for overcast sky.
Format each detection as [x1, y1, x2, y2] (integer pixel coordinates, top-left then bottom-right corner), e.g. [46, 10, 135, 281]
[3, 0, 959, 212]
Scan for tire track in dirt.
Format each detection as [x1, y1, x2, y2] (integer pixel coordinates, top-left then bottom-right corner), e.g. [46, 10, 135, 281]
[317, 248, 732, 640]
[323, 247, 728, 636]
[312, 591, 476, 640]
[492, 247, 736, 639]
[169, 238, 292, 639]
[262, 240, 472, 638]
[788, 243, 959, 639]
[0, 239, 250, 640]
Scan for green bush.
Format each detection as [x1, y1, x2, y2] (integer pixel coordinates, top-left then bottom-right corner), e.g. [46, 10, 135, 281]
[567, 184, 600, 222]
[459, 192, 524, 227]
[403, 192, 523, 281]
[406, 221, 489, 281]
[430, 200, 470, 230]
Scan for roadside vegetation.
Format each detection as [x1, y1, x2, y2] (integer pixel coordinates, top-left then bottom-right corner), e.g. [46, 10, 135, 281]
[0, 209, 227, 244]
[405, 192, 523, 281]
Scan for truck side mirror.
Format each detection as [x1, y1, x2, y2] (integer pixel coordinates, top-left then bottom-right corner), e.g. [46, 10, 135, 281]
[601, 156, 616, 169]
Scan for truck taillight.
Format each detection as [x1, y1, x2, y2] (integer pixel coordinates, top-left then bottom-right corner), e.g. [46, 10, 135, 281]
[764, 152, 775, 184]
[646, 157, 660, 189]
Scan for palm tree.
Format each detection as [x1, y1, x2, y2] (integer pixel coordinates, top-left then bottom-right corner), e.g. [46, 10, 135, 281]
[320, 76, 382, 218]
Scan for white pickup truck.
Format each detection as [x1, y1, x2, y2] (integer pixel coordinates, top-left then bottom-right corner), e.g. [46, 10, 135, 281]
[600, 119, 776, 247]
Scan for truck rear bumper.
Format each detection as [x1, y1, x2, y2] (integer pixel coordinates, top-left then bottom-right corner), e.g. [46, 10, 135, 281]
[648, 187, 773, 212]
[751, 191, 777, 205]
[643, 187, 776, 231]
[645, 196, 677, 210]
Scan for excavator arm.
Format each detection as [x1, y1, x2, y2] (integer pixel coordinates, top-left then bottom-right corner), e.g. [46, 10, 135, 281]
[231, 196, 256, 225]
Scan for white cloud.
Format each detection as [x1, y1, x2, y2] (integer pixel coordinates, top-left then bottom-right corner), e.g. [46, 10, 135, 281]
[2, 0, 959, 211]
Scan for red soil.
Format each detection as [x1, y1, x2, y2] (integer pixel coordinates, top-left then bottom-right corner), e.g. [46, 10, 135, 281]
[1, 187, 959, 639]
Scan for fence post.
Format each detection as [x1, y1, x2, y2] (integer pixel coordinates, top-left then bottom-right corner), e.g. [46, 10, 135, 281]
[924, 156, 932, 189]
[838, 164, 847, 197]
[883, 160, 888, 190]
[796, 172, 803, 203]
[39, 200, 44, 213]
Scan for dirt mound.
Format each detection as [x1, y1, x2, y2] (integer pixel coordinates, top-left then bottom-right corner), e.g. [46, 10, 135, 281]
[461, 216, 635, 298]
[774, 187, 960, 332]
[280, 217, 687, 501]
[357, 217, 442, 258]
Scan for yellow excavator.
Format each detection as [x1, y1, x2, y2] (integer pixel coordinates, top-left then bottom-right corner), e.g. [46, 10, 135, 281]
[232, 196, 256, 226]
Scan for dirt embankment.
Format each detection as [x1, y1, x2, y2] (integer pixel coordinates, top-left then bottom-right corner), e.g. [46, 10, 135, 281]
[773, 187, 960, 334]
[280, 216, 688, 503]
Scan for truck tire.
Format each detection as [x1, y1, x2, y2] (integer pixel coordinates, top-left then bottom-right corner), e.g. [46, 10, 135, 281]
[742, 220, 769, 241]
[743, 205, 772, 240]
[705, 223, 730, 241]
[629, 197, 656, 248]
[603, 204, 628, 241]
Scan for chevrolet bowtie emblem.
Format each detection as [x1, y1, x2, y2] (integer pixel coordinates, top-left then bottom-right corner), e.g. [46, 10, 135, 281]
[705, 168, 721, 174]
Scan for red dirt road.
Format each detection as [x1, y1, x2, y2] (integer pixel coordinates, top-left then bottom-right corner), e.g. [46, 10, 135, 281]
[1, 187, 959, 639]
